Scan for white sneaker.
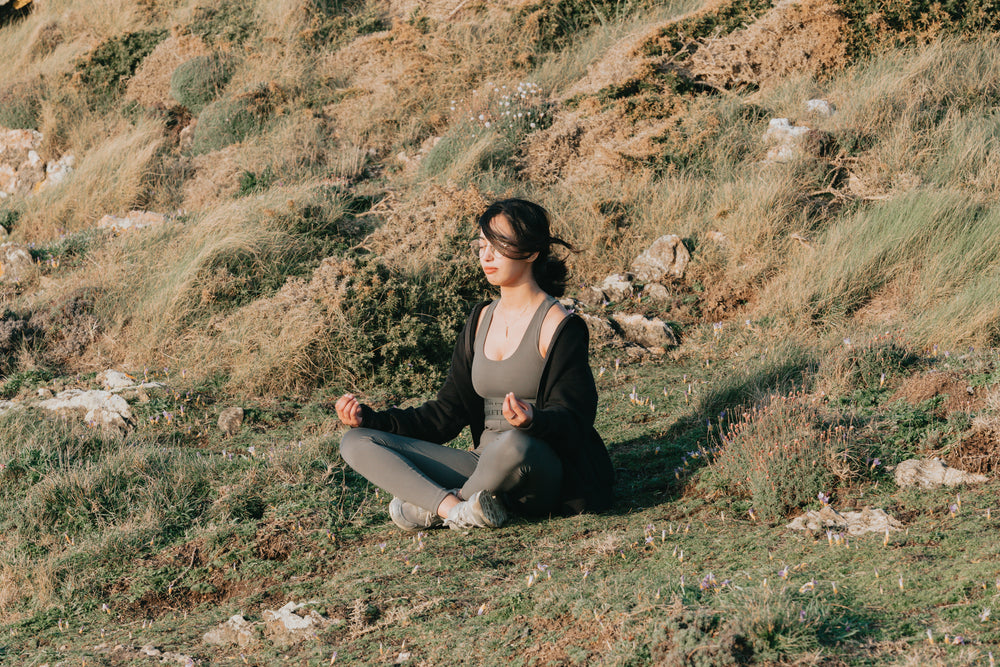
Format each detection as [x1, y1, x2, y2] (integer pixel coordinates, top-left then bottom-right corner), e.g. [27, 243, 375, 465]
[445, 490, 510, 530]
[389, 497, 444, 531]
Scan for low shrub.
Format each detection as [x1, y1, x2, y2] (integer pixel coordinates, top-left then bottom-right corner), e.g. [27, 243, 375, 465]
[190, 85, 276, 154]
[0, 78, 43, 130]
[72, 30, 167, 110]
[169, 54, 234, 114]
[706, 393, 861, 521]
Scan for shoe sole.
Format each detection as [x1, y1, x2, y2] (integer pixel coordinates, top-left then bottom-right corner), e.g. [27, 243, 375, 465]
[471, 491, 510, 529]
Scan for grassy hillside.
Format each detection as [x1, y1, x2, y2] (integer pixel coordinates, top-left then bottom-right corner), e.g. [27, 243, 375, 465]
[2, 0, 1000, 664]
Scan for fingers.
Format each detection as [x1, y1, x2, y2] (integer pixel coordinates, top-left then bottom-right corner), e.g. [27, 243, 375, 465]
[502, 393, 533, 428]
[335, 393, 363, 427]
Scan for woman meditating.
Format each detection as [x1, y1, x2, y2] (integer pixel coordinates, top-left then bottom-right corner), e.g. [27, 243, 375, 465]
[336, 198, 614, 530]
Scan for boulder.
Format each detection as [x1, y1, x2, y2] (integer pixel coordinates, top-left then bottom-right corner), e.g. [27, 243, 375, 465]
[0, 242, 35, 283]
[894, 458, 988, 489]
[218, 406, 244, 436]
[98, 369, 137, 391]
[262, 602, 331, 646]
[631, 235, 690, 282]
[786, 506, 903, 536]
[37, 389, 133, 430]
[611, 313, 680, 348]
[579, 312, 616, 342]
[0, 128, 73, 197]
[203, 614, 258, 648]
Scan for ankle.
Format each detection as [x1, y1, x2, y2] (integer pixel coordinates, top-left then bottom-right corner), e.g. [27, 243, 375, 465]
[437, 493, 461, 519]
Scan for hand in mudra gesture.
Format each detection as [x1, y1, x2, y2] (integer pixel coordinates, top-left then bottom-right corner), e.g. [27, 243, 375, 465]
[502, 392, 533, 428]
[335, 393, 363, 427]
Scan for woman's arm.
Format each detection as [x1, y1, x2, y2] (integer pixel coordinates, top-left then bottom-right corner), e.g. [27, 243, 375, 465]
[518, 316, 598, 453]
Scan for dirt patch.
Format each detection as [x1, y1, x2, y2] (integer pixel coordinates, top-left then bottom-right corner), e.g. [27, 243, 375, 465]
[944, 428, 1000, 474]
[125, 33, 210, 108]
[890, 371, 983, 415]
[687, 0, 849, 89]
[517, 613, 622, 664]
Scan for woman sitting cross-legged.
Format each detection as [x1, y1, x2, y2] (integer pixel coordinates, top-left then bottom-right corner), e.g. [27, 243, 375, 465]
[336, 198, 614, 530]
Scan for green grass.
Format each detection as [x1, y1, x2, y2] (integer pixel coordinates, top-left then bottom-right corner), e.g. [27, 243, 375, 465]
[1, 325, 996, 664]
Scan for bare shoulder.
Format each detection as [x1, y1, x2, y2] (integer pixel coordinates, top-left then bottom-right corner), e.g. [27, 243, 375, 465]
[539, 301, 570, 358]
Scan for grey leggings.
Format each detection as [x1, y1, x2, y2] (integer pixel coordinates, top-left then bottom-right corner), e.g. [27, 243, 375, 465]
[339, 428, 563, 516]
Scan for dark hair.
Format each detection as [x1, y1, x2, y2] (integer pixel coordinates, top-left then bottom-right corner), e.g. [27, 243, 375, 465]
[477, 198, 575, 297]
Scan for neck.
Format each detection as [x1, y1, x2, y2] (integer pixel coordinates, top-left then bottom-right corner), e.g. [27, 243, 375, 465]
[499, 281, 545, 311]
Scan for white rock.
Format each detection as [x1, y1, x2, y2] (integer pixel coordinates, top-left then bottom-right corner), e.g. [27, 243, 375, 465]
[0, 242, 35, 284]
[804, 99, 835, 117]
[579, 312, 615, 341]
[599, 273, 634, 302]
[39, 154, 75, 191]
[262, 602, 330, 646]
[37, 389, 133, 430]
[763, 118, 812, 163]
[97, 210, 167, 232]
[203, 614, 257, 648]
[894, 458, 988, 489]
[786, 506, 902, 536]
[98, 370, 138, 391]
[641, 282, 670, 302]
[631, 235, 690, 282]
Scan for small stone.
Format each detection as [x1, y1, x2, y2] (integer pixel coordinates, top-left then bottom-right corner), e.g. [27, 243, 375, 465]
[262, 602, 330, 647]
[804, 99, 835, 117]
[599, 273, 634, 302]
[631, 235, 690, 282]
[578, 312, 615, 342]
[97, 210, 167, 232]
[0, 242, 35, 284]
[641, 283, 670, 303]
[611, 313, 680, 348]
[218, 407, 244, 436]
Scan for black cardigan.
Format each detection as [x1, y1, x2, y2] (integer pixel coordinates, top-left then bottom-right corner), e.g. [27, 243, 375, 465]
[360, 300, 615, 514]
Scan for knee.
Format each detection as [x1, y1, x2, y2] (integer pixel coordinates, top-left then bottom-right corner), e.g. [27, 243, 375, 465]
[338, 428, 375, 469]
[487, 431, 539, 468]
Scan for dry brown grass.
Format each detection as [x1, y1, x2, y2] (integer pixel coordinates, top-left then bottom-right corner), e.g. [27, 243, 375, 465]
[14, 116, 165, 242]
[687, 0, 849, 89]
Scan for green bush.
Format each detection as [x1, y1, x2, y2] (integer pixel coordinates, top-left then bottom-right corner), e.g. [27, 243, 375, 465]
[188, 1, 257, 47]
[170, 54, 234, 114]
[331, 253, 489, 401]
[707, 394, 860, 521]
[0, 78, 43, 130]
[73, 30, 166, 110]
[190, 86, 275, 154]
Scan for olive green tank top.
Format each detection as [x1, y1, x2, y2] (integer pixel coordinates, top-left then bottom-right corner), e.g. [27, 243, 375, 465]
[471, 296, 555, 438]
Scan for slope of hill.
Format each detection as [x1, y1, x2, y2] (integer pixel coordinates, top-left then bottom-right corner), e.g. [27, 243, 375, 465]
[1, 0, 1000, 663]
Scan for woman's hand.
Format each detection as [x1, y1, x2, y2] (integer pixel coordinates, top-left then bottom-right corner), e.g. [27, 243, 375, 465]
[335, 393, 363, 428]
[502, 392, 533, 428]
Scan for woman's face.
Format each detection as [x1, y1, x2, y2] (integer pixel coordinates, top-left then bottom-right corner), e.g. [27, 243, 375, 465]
[475, 215, 537, 288]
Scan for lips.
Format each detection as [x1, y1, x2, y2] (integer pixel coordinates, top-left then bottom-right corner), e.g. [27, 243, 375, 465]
[483, 267, 498, 274]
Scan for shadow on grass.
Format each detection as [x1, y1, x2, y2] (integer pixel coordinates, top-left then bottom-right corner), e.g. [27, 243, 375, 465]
[608, 351, 819, 513]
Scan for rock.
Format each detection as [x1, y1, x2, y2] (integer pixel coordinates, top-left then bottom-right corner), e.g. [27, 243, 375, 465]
[804, 99, 835, 117]
[262, 602, 330, 646]
[631, 235, 690, 282]
[179, 120, 197, 152]
[97, 210, 167, 232]
[641, 282, 670, 303]
[763, 118, 814, 163]
[611, 313, 680, 348]
[894, 458, 988, 489]
[599, 273, 634, 302]
[0, 242, 35, 283]
[204, 614, 258, 648]
[579, 312, 616, 342]
[37, 154, 75, 191]
[98, 369, 137, 391]
[218, 407, 244, 436]
[786, 506, 903, 536]
[37, 389, 133, 430]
